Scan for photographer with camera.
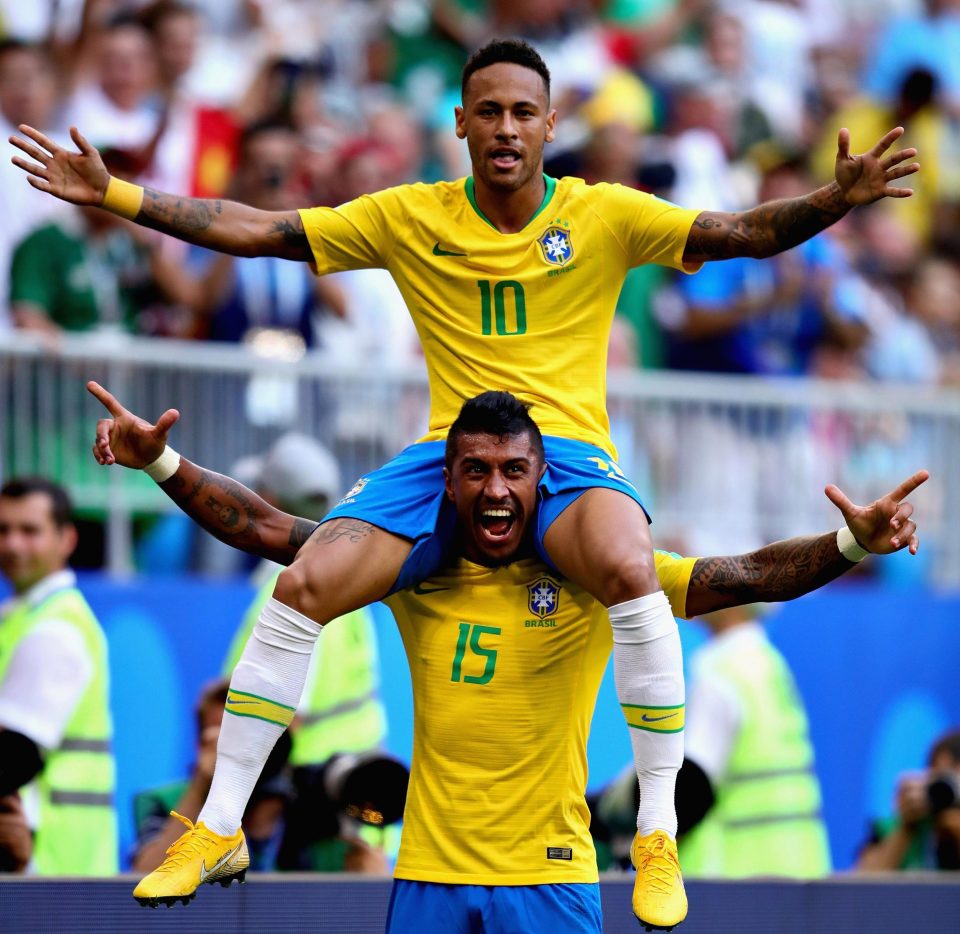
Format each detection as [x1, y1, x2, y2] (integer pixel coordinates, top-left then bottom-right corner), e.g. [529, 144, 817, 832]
[132, 678, 406, 877]
[857, 729, 960, 871]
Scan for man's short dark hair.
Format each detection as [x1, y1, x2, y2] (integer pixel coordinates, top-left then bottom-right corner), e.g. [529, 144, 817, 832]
[139, 0, 198, 35]
[0, 477, 73, 528]
[461, 39, 551, 101]
[929, 729, 960, 767]
[446, 391, 544, 467]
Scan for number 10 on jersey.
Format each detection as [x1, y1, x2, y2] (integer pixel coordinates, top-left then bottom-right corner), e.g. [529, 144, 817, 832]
[478, 280, 526, 336]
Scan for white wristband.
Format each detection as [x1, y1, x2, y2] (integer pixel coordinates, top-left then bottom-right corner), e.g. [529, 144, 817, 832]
[143, 446, 181, 483]
[837, 526, 870, 563]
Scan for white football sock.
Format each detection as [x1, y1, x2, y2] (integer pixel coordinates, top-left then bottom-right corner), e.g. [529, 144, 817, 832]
[609, 591, 685, 838]
[197, 598, 320, 835]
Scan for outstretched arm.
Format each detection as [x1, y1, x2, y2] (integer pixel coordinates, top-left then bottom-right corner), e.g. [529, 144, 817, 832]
[684, 470, 928, 617]
[10, 126, 311, 261]
[88, 382, 316, 564]
[683, 127, 920, 264]
[159, 463, 318, 565]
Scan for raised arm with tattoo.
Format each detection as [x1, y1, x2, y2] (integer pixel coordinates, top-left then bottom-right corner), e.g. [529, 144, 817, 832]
[87, 382, 316, 564]
[683, 470, 928, 618]
[683, 127, 920, 264]
[9, 126, 311, 260]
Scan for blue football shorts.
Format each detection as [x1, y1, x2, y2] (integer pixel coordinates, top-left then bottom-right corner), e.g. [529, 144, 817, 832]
[385, 879, 602, 934]
[323, 435, 648, 594]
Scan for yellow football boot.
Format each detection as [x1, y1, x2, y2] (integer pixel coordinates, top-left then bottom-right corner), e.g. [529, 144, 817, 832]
[133, 812, 249, 907]
[630, 829, 688, 931]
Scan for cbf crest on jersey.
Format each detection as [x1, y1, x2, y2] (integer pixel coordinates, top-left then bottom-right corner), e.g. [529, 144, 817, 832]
[527, 577, 561, 619]
[537, 226, 574, 267]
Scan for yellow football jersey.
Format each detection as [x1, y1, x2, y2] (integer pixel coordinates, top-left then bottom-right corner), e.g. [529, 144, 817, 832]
[383, 550, 696, 885]
[300, 177, 699, 454]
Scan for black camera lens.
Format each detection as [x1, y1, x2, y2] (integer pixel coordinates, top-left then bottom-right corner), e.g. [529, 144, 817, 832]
[926, 773, 960, 814]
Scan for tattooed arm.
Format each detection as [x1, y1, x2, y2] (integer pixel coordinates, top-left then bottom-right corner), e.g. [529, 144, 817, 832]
[9, 125, 310, 260]
[87, 381, 317, 564]
[684, 533, 853, 618]
[160, 461, 317, 565]
[682, 127, 920, 264]
[682, 469, 928, 618]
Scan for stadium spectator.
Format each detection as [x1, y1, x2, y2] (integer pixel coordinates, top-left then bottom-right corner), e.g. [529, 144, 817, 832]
[131, 678, 295, 874]
[811, 68, 956, 247]
[730, 0, 815, 142]
[699, 8, 774, 160]
[861, 0, 960, 112]
[857, 728, 960, 871]
[131, 675, 396, 875]
[908, 257, 960, 386]
[66, 14, 160, 152]
[139, 0, 240, 201]
[676, 603, 830, 878]
[660, 156, 867, 376]
[0, 40, 71, 331]
[843, 209, 943, 385]
[0, 477, 117, 875]
[188, 121, 347, 346]
[9, 147, 199, 337]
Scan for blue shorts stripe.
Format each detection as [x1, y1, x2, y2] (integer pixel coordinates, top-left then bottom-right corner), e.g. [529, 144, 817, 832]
[323, 436, 648, 594]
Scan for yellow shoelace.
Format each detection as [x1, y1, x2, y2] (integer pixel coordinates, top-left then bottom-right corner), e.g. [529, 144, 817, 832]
[155, 812, 221, 874]
[636, 836, 679, 896]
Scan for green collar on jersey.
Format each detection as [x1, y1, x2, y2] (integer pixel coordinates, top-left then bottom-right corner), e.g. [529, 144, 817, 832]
[464, 174, 556, 231]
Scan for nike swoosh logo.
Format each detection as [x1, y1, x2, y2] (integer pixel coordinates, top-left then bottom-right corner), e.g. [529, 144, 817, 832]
[225, 698, 257, 705]
[412, 583, 451, 594]
[432, 242, 467, 257]
[199, 842, 243, 883]
[641, 713, 678, 723]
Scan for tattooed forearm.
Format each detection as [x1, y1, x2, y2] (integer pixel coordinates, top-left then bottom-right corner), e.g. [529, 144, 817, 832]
[162, 469, 257, 540]
[131, 189, 309, 259]
[686, 532, 854, 617]
[138, 187, 215, 235]
[685, 182, 850, 262]
[205, 495, 240, 530]
[154, 459, 314, 562]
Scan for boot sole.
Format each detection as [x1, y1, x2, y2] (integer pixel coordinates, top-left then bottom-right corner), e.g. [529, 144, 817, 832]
[134, 868, 247, 907]
[637, 916, 682, 932]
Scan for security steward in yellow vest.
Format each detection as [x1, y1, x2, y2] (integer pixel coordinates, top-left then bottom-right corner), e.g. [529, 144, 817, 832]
[676, 604, 831, 878]
[0, 477, 117, 875]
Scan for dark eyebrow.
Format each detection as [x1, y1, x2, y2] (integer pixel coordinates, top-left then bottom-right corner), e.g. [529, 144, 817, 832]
[474, 99, 540, 111]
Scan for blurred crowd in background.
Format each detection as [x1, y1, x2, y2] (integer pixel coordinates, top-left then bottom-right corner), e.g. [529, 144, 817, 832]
[2, 0, 960, 385]
[2, 1, 960, 881]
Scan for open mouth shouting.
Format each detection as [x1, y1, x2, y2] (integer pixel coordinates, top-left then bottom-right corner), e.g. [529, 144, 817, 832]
[478, 505, 517, 544]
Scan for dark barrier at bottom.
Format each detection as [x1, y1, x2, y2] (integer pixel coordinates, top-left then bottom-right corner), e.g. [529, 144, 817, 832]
[2, 874, 959, 933]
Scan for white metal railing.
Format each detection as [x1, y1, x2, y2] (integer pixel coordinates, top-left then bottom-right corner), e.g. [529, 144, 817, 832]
[2, 332, 958, 583]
